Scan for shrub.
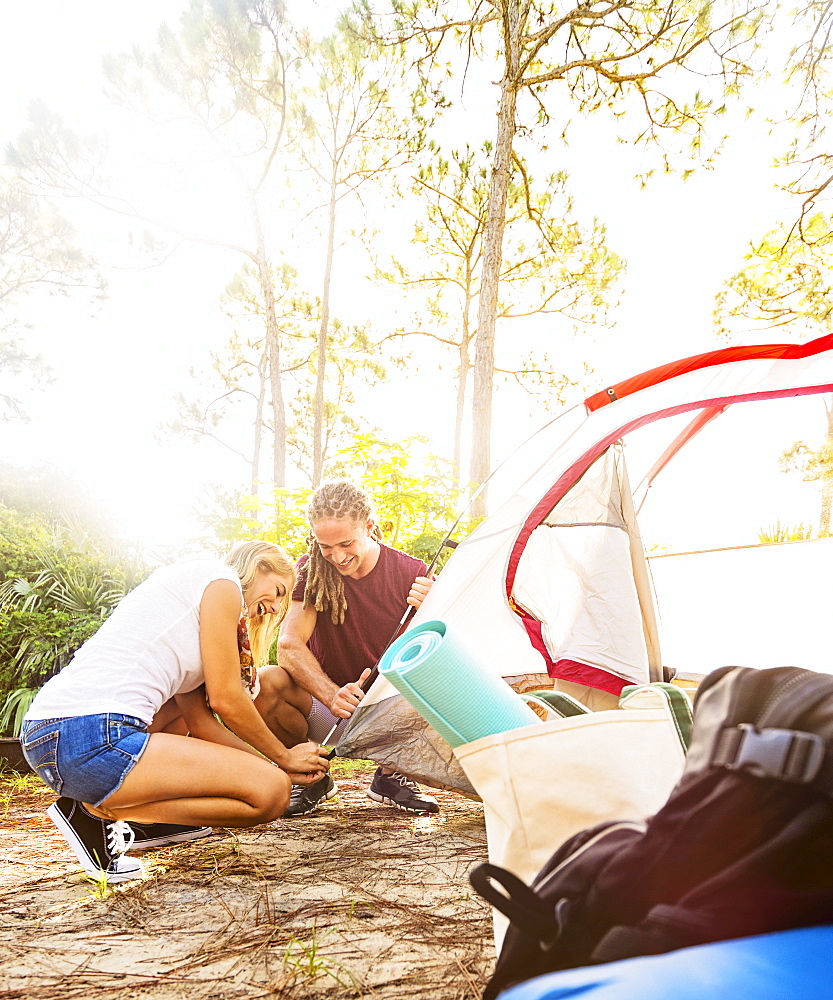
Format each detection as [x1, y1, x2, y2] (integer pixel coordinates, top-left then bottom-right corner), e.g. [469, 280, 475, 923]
[0, 505, 149, 735]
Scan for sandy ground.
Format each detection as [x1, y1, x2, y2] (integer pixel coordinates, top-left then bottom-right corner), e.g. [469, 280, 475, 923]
[0, 760, 495, 999]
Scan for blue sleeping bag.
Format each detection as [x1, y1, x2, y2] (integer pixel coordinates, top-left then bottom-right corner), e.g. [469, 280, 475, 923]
[498, 925, 833, 1000]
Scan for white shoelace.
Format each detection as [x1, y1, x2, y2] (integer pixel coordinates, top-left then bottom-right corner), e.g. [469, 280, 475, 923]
[106, 820, 136, 856]
[390, 771, 421, 792]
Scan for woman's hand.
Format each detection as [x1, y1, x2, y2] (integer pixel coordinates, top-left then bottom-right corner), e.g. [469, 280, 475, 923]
[277, 740, 330, 778]
[286, 770, 326, 786]
[330, 667, 372, 718]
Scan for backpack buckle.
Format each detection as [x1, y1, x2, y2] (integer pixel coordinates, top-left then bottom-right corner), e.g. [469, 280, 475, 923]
[716, 724, 825, 784]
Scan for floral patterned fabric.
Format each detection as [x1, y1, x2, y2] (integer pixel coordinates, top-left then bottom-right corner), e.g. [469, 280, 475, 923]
[238, 613, 258, 698]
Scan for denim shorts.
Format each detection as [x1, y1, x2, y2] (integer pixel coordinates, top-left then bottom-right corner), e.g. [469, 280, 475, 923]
[20, 713, 150, 807]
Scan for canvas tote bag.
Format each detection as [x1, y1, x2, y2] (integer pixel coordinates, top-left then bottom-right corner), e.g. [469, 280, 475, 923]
[453, 684, 690, 949]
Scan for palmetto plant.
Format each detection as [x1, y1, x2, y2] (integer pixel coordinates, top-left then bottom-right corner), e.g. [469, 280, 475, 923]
[0, 519, 149, 736]
[1, 521, 141, 613]
[0, 687, 37, 739]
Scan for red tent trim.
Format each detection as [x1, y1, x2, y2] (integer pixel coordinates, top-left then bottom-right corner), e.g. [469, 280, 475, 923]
[504, 379, 833, 685]
[519, 616, 630, 694]
[585, 334, 833, 413]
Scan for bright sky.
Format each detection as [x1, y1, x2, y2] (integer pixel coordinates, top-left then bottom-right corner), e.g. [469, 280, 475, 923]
[1, 1, 825, 553]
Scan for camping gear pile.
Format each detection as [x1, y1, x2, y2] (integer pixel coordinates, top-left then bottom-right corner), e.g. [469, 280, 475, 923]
[471, 665, 833, 998]
[334, 334, 833, 994]
[455, 681, 691, 950]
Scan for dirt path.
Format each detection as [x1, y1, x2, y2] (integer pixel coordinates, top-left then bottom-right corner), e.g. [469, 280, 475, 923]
[0, 761, 495, 999]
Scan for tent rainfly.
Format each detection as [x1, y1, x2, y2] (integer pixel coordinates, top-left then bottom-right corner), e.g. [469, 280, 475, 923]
[335, 334, 833, 795]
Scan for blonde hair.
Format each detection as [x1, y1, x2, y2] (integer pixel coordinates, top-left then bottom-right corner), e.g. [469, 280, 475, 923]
[304, 480, 383, 625]
[224, 541, 297, 665]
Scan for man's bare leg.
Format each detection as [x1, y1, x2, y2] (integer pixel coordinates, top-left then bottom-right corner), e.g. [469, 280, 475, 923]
[254, 664, 313, 748]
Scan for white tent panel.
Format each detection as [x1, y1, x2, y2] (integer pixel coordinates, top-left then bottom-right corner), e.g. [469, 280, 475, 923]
[514, 524, 649, 683]
[649, 537, 833, 677]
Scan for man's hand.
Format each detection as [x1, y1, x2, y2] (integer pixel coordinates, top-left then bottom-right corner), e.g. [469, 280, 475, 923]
[407, 574, 436, 609]
[330, 667, 372, 719]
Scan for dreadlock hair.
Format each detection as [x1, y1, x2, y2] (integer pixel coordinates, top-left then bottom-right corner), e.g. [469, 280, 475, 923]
[224, 541, 297, 666]
[304, 480, 384, 624]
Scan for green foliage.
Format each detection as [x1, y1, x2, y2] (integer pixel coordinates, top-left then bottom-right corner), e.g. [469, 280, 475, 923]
[0, 503, 150, 734]
[197, 434, 472, 567]
[281, 925, 357, 991]
[779, 438, 833, 484]
[714, 226, 833, 538]
[757, 520, 814, 544]
[380, 140, 621, 396]
[715, 216, 833, 342]
[285, 319, 388, 485]
[170, 260, 389, 489]
[0, 687, 38, 738]
[204, 486, 314, 559]
[0, 504, 51, 583]
[332, 432, 464, 555]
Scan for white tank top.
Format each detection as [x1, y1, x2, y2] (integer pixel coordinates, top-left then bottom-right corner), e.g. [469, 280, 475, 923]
[26, 560, 242, 725]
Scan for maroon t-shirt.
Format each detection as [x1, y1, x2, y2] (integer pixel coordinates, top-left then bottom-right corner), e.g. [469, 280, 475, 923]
[292, 543, 428, 688]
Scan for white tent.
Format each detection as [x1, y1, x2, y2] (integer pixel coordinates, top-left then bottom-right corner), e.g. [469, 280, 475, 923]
[336, 334, 833, 793]
[649, 537, 833, 678]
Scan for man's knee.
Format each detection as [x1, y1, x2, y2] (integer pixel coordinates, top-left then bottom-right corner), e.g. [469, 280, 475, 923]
[256, 664, 298, 708]
[254, 666, 310, 743]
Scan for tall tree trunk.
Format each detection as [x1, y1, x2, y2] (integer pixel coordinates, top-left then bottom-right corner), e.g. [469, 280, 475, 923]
[470, 0, 521, 518]
[454, 305, 473, 489]
[251, 340, 268, 489]
[454, 342, 468, 488]
[249, 196, 286, 487]
[264, 266, 287, 487]
[313, 175, 338, 488]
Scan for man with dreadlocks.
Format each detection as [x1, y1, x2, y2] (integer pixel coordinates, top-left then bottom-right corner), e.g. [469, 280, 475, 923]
[254, 480, 440, 817]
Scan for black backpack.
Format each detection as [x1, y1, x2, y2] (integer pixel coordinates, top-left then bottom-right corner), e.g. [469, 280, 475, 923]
[470, 665, 833, 1000]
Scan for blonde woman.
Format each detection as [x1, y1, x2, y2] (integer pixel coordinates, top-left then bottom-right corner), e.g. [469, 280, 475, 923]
[21, 542, 330, 883]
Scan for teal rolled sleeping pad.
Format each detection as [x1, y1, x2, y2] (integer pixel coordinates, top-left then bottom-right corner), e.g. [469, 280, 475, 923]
[377, 619, 540, 748]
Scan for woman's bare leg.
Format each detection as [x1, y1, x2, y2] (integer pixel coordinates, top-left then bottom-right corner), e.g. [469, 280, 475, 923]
[84, 732, 291, 827]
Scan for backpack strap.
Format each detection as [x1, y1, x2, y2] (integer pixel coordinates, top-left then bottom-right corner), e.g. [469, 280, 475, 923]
[469, 863, 557, 941]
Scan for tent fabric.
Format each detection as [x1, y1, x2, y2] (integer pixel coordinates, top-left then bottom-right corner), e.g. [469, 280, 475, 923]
[648, 536, 833, 678]
[495, 925, 833, 1000]
[336, 334, 833, 792]
[635, 404, 727, 500]
[512, 447, 656, 692]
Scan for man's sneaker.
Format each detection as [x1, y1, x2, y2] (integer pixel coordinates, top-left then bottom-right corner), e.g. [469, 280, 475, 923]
[128, 821, 213, 850]
[46, 797, 145, 883]
[283, 773, 338, 817]
[366, 767, 440, 814]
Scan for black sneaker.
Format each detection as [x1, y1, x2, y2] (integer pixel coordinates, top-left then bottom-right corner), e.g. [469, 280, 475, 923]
[46, 797, 144, 883]
[366, 768, 440, 814]
[128, 821, 213, 850]
[283, 773, 338, 817]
